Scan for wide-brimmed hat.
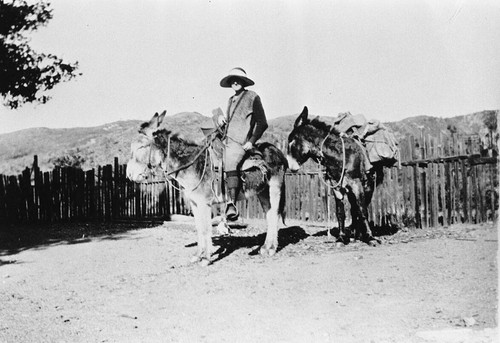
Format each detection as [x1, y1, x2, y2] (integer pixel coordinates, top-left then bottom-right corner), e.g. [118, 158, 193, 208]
[220, 67, 255, 88]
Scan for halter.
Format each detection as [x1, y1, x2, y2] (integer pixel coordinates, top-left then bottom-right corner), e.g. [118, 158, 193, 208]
[135, 138, 159, 180]
[317, 128, 346, 190]
[142, 132, 214, 193]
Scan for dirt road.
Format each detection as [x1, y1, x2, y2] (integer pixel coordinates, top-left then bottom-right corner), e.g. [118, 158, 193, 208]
[0, 221, 497, 342]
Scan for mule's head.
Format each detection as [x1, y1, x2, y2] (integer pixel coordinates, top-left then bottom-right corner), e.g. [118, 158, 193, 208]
[126, 110, 168, 182]
[287, 106, 322, 172]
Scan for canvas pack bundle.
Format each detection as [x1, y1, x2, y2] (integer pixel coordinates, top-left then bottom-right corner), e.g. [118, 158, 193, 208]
[365, 126, 399, 166]
[333, 112, 399, 167]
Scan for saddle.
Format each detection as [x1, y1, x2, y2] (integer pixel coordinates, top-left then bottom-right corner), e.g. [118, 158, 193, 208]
[239, 149, 269, 192]
[201, 119, 270, 196]
[333, 112, 400, 168]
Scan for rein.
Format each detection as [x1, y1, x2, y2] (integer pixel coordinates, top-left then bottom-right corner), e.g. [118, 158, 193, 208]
[164, 135, 211, 176]
[146, 133, 215, 192]
[162, 148, 210, 192]
[317, 129, 346, 189]
[144, 93, 246, 195]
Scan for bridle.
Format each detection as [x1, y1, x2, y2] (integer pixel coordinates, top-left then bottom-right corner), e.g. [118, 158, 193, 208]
[140, 132, 215, 192]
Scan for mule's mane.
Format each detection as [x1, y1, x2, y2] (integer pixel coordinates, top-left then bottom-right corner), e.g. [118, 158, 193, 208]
[309, 117, 340, 135]
[153, 129, 200, 148]
[151, 128, 206, 169]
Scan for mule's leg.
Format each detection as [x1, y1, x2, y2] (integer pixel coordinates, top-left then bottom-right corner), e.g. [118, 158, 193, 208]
[335, 197, 350, 244]
[189, 195, 213, 266]
[346, 183, 378, 245]
[257, 176, 281, 256]
[358, 199, 380, 245]
[199, 201, 214, 264]
[346, 190, 362, 241]
[189, 201, 204, 263]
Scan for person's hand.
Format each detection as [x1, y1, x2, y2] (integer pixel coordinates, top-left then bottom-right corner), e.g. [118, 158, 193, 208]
[242, 142, 253, 151]
[217, 115, 227, 126]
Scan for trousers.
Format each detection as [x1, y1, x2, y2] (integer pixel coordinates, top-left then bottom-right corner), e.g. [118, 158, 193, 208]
[224, 139, 246, 172]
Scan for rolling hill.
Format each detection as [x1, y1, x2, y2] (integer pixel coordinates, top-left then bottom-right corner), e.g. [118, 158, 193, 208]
[0, 109, 497, 175]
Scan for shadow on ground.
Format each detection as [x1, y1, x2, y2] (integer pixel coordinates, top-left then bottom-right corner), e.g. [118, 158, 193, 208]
[0, 221, 163, 258]
[312, 223, 400, 239]
[1, 219, 402, 265]
[184, 221, 402, 264]
[204, 226, 310, 263]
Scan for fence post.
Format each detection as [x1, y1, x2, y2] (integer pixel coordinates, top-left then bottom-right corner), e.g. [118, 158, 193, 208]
[103, 165, 112, 221]
[42, 172, 51, 222]
[20, 167, 33, 222]
[443, 162, 450, 226]
[112, 157, 119, 220]
[461, 159, 468, 223]
[87, 169, 95, 220]
[0, 176, 6, 222]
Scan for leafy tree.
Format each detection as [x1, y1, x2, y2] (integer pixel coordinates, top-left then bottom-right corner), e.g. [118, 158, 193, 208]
[0, 0, 80, 108]
[50, 149, 85, 168]
[483, 111, 498, 151]
[483, 111, 497, 133]
[446, 124, 457, 135]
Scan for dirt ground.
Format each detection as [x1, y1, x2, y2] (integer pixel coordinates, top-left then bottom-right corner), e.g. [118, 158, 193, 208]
[0, 219, 498, 343]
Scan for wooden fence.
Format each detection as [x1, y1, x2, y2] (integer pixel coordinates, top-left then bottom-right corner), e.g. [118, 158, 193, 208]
[240, 132, 497, 228]
[0, 133, 497, 228]
[0, 157, 190, 226]
[395, 132, 498, 227]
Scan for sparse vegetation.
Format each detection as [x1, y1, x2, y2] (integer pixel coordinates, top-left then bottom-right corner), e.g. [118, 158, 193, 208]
[49, 149, 86, 168]
[0, 110, 497, 176]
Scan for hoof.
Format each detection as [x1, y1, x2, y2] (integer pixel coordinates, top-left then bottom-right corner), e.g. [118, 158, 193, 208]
[190, 255, 202, 264]
[260, 246, 276, 257]
[337, 236, 350, 245]
[190, 255, 212, 264]
[198, 258, 211, 267]
[366, 237, 381, 246]
[216, 221, 230, 235]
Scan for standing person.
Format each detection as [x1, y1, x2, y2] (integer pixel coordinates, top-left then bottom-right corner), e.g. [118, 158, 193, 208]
[217, 67, 268, 221]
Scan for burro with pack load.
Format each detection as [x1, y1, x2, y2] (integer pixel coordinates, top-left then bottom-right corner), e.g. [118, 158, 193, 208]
[286, 107, 399, 245]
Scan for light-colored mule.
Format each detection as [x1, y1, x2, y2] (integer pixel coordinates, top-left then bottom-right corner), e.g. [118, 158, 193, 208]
[126, 111, 287, 265]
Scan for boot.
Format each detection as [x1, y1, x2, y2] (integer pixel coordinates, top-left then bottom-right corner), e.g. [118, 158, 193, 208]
[365, 160, 373, 175]
[225, 171, 240, 221]
[225, 193, 239, 222]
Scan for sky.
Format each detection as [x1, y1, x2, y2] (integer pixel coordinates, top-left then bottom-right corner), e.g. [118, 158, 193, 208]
[1, 0, 499, 134]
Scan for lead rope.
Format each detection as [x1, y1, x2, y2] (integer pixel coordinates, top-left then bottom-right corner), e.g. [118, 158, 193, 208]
[162, 134, 183, 191]
[162, 148, 210, 193]
[161, 134, 212, 193]
[317, 131, 346, 189]
[319, 132, 346, 240]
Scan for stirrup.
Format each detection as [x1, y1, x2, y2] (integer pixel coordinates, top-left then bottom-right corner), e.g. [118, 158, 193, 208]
[225, 202, 239, 222]
[333, 188, 343, 200]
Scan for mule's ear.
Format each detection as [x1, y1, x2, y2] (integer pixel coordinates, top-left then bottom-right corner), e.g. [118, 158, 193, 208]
[150, 112, 159, 126]
[149, 110, 167, 130]
[157, 110, 166, 127]
[294, 106, 309, 128]
[140, 112, 160, 136]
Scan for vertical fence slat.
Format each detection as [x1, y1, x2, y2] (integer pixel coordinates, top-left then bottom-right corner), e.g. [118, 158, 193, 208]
[0, 134, 496, 228]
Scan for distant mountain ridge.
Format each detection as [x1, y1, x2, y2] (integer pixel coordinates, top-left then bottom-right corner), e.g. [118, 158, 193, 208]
[0, 109, 497, 175]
